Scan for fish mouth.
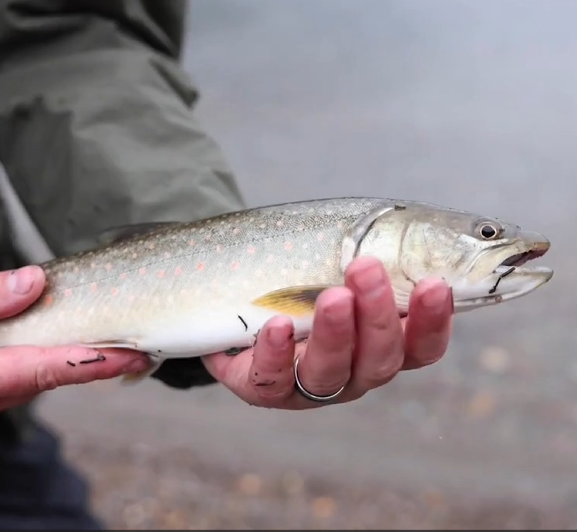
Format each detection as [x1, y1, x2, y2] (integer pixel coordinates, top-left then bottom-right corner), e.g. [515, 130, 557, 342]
[453, 239, 553, 312]
[498, 241, 549, 269]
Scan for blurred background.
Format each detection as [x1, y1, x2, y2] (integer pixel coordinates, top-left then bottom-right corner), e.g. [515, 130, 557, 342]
[38, 0, 577, 528]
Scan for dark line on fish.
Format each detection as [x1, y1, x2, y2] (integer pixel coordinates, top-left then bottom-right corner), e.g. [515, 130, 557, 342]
[489, 266, 515, 295]
[237, 315, 248, 331]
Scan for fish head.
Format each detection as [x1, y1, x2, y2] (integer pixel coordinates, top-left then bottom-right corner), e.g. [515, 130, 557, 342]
[355, 203, 553, 313]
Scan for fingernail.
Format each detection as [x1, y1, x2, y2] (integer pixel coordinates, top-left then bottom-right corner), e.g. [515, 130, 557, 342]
[123, 356, 150, 374]
[7, 266, 37, 295]
[449, 287, 455, 314]
[422, 284, 450, 310]
[353, 262, 385, 298]
[324, 296, 351, 324]
[268, 324, 288, 348]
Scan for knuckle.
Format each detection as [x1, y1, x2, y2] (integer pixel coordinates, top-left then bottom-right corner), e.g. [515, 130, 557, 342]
[301, 374, 349, 396]
[364, 305, 397, 333]
[360, 357, 403, 389]
[34, 363, 59, 392]
[250, 373, 293, 402]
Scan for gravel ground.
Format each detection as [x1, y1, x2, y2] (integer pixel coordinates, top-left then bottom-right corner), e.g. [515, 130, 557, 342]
[62, 438, 577, 530]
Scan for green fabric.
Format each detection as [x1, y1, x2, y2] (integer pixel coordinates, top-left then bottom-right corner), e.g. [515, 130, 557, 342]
[0, 0, 247, 438]
[0, 0, 245, 258]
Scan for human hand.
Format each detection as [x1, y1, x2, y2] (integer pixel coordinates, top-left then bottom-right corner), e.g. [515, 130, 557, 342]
[0, 266, 150, 412]
[201, 256, 453, 409]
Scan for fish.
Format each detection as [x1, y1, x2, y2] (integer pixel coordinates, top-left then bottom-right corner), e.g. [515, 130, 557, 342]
[0, 197, 553, 383]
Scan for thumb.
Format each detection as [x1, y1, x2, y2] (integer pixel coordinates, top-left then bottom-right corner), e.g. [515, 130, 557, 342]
[0, 265, 46, 319]
[0, 345, 150, 402]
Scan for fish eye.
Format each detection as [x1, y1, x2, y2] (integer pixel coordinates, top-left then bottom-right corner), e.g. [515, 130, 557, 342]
[477, 222, 500, 240]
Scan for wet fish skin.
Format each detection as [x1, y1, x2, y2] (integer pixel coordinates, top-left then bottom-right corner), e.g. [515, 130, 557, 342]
[0, 197, 552, 382]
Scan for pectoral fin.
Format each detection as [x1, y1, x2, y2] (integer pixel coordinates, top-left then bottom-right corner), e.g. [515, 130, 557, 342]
[251, 285, 333, 317]
[120, 356, 165, 386]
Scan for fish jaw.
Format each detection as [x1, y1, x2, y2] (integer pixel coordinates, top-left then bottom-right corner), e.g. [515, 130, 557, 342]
[450, 237, 553, 312]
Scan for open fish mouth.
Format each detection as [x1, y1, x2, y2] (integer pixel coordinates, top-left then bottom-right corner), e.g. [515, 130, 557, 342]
[499, 245, 549, 269]
[453, 238, 553, 313]
[495, 241, 550, 273]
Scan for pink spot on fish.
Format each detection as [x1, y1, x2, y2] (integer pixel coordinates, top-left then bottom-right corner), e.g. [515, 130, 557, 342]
[247, 245, 255, 254]
[164, 252, 171, 259]
[232, 261, 240, 270]
[105, 263, 113, 271]
[147, 243, 155, 250]
[111, 287, 119, 296]
[157, 270, 165, 278]
[139, 267, 146, 276]
[197, 262, 205, 271]
[233, 227, 240, 235]
[284, 241, 293, 251]
[317, 232, 324, 242]
[90, 283, 98, 293]
[175, 267, 183, 276]
[120, 272, 128, 280]
[276, 220, 283, 227]
[64, 288, 72, 297]
[216, 245, 223, 253]
[189, 240, 195, 246]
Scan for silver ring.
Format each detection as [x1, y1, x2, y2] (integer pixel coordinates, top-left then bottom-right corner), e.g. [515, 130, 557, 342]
[293, 357, 346, 403]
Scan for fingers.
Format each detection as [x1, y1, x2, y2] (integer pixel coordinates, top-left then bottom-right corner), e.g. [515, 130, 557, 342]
[0, 345, 150, 404]
[200, 260, 453, 411]
[402, 278, 453, 370]
[295, 287, 355, 399]
[0, 266, 46, 319]
[247, 316, 296, 402]
[201, 316, 297, 407]
[201, 288, 356, 409]
[345, 257, 405, 394]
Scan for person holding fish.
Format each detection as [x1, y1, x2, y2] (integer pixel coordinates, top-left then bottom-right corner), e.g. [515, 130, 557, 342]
[0, 0, 551, 530]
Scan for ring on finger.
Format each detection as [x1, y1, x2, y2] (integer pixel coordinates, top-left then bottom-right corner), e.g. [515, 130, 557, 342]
[293, 357, 346, 403]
